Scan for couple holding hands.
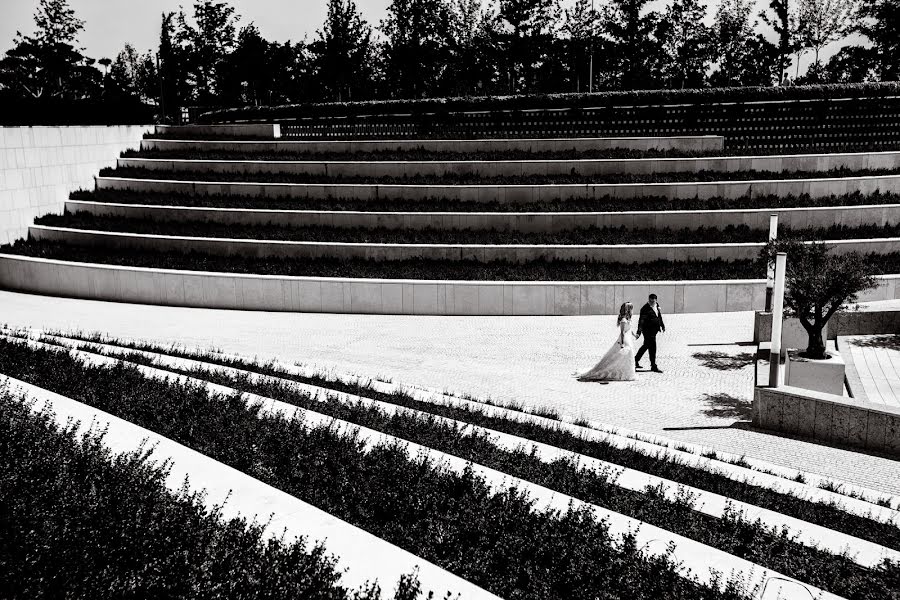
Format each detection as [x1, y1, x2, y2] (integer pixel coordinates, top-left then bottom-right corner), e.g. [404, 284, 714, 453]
[575, 294, 665, 383]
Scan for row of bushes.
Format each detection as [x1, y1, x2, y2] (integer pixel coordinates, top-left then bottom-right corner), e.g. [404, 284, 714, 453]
[56, 336, 900, 599]
[59, 334, 900, 556]
[198, 83, 900, 124]
[0, 338, 748, 600]
[36, 212, 900, 246]
[71, 188, 900, 215]
[99, 166, 900, 186]
[0, 387, 419, 599]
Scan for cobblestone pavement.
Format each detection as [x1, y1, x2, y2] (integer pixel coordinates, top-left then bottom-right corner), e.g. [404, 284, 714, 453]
[2, 290, 898, 494]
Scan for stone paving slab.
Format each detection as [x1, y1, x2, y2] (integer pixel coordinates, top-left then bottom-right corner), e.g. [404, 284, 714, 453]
[2, 289, 898, 495]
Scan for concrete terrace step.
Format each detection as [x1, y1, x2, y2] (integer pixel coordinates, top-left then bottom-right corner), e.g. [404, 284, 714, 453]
[0, 372, 497, 599]
[117, 151, 900, 178]
[27, 225, 900, 264]
[154, 124, 281, 139]
[65, 199, 900, 233]
[94, 173, 900, 202]
[40, 333, 900, 570]
[0, 334, 849, 600]
[140, 135, 725, 154]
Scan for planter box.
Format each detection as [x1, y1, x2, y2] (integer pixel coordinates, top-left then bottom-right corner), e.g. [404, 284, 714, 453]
[785, 342, 845, 396]
[753, 311, 827, 351]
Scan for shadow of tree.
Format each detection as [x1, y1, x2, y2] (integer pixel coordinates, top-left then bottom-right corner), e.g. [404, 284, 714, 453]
[699, 393, 753, 420]
[845, 335, 900, 351]
[692, 351, 756, 371]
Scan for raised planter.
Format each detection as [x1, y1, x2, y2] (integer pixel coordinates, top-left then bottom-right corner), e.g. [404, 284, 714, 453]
[140, 135, 725, 154]
[64, 199, 900, 234]
[785, 342, 846, 396]
[753, 313, 829, 349]
[753, 385, 900, 456]
[94, 173, 900, 203]
[116, 151, 900, 179]
[154, 124, 281, 139]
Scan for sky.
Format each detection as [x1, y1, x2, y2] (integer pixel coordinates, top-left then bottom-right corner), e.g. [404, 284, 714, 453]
[0, 0, 861, 73]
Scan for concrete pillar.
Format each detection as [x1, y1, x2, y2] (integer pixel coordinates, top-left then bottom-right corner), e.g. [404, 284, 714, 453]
[765, 213, 778, 311]
[769, 252, 787, 387]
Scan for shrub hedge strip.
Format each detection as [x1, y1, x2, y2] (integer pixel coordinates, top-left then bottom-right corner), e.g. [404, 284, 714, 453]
[198, 83, 900, 123]
[35, 212, 900, 246]
[69, 188, 900, 215]
[0, 387, 412, 600]
[68, 341, 900, 600]
[0, 338, 747, 600]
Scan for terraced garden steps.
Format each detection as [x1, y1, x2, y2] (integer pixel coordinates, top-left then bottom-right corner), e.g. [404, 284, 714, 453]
[0, 373, 494, 599]
[116, 150, 900, 179]
[94, 173, 900, 203]
[0, 334, 874, 600]
[0, 336, 784, 599]
[36, 332, 900, 571]
[141, 135, 726, 153]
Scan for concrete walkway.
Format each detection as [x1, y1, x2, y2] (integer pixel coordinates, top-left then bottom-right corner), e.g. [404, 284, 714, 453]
[2, 289, 898, 494]
[841, 334, 900, 407]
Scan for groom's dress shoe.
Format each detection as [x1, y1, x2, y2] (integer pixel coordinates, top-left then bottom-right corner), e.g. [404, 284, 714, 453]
[651, 366, 663, 373]
[635, 361, 643, 369]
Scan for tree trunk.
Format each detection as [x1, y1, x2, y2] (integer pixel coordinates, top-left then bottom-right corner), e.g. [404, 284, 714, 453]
[805, 327, 827, 360]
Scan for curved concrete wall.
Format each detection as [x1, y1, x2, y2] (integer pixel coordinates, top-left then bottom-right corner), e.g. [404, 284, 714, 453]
[3, 253, 897, 315]
[0, 125, 152, 245]
[140, 136, 725, 154]
[28, 225, 900, 264]
[118, 151, 900, 178]
[95, 174, 900, 203]
[65, 200, 900, 233]
[154, 124, 281, 139]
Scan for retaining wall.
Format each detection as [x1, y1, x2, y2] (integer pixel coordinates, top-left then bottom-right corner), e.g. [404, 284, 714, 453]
[117, 151, 900, 178]
[3, 254, 897, 315]
[755, 307, 900, 342]
[0, 125, 151, 245]
[140, 136, 725, 154]
[753, 385, 900, 456]
[65, 200, 900, 233]
[94, 173, 900, 202]
[154, 124, 281, 139]
[30, 225, 900, 264]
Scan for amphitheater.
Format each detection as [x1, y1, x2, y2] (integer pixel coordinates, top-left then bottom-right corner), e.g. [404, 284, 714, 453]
[2, 97, 900, 600]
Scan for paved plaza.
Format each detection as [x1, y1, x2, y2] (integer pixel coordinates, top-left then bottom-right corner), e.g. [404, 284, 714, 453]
[842, 334, 900, 406]
[3, 289, 898, 494]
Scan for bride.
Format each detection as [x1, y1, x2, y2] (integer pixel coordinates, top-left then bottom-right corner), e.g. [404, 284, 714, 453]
[575, 302, 637, 382]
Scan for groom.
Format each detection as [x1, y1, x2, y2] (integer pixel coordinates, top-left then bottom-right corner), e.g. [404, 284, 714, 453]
[635, 293, 665, 373]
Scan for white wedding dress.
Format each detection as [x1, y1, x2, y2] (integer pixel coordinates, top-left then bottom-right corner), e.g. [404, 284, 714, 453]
[575, 318, 637, 382]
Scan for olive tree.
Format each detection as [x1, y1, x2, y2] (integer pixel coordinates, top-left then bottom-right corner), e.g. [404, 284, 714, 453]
[762, 239, 878, 359]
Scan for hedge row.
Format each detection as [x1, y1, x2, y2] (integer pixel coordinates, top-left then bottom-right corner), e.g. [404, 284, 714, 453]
[198, 83, 900, 123]
[0, 338, 747, 600]
[70, 188, 900, 214]
[62, 338, 900, 600]
[99, 166, 900, 186]
[0, 388, 416, 600]
[64, 335, 900, 557]
[36, 212, 900, 246]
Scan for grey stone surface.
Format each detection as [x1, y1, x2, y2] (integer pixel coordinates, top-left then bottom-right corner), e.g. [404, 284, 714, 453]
[155, 124, 281, 139]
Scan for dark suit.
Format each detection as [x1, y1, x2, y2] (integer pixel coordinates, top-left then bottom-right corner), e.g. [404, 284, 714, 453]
[636, 302, 665, 368]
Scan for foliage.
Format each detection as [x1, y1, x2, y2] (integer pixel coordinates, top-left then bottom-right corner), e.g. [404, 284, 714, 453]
[711, 0, 778, 87]
[0, 389, 396, 600]
[656, 0, 716, 90]
[379, 0, 454, 99]
[854, 0, 900, 81]
[762, 239, 879, 358]
[759, 0, 799, 84]
[0, 339, 747, 600]
[174, 0, 239, 103]
[601, 0, 663, 90]
[796, 0, 860, 81]
[107, 43, 158, 104]
[312, 0, 372, 102]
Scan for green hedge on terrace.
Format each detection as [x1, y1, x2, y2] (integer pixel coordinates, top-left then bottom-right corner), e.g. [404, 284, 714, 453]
[199, 82, 900, 124]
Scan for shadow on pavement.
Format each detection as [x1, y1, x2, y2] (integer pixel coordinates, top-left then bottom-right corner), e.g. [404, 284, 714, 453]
[698, 392, 753, 420]
[845, 334, 900, 351]
[691, 350, 756, 371]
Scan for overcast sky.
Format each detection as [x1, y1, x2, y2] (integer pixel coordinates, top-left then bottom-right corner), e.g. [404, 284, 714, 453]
[1, 0, 859, 72]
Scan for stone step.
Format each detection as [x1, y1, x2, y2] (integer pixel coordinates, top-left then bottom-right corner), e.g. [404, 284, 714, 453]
[94, 173, 900, 203]
[65, 199, 900, 233]
[153, 124, 281, 139]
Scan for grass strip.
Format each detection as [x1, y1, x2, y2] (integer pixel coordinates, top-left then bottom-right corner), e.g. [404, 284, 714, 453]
[0, 338, 747, 600]
[34, 211, 900, 246]
[99, 166, 900, 186]
[67, 339, 900, 600]
[0, 387, 418, 600]
[70, 188, 900, 214]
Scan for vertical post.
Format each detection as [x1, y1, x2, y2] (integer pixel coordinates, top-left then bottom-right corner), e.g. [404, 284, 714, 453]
[769, 252, 787, 387]
[765, 213, 778, 311]
[588, 0, 595, 94]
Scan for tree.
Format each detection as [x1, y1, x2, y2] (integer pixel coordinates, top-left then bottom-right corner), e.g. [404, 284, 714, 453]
[562, 0, 603, 92]
[380, 0, 453, 98]
[175, 0, 239, 102]
[855, 0, 900, 81]
[817, 44, 875, 82]
[312, 0, 372, 101]
[0, 0, 100, 99]
[602, 0, 663, 90]
[108, 44, 157, 103]
[158, 12, 180, 123]
[444, 0, 503, 96]
[760, 0, 799, 84]
[656, 0, 715, 89]
[762, 240, 878, 359]
[498, 0, 559, 93]
[711, 0, 779, 86]
[796, 0, 858, 81]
